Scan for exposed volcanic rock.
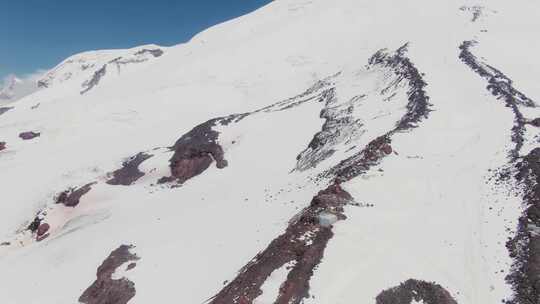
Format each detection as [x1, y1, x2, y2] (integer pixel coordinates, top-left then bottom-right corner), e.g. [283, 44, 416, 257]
[80, 48, 164, 95]
[0, 141, 6, 151]
[295, 87, 364, 171]
[158, 79, 344, 185]
[27, 216, 44, 233]
[55, 182, 96, 207]
[297, 45, 429, 173]
[459, 41, 540, 304]
[459, 40, 535, 159]
[331, 135, 393, 182]
[370, 44, 431, 131]
[36, 223, 50, 241]
[81, 65, 107, 95]
[376, 279, 458, 304]
[258, 74, 337, 113]
[107, 152, 153, 186]
[506, 148, 540, 304]
[209, 183, 352, 304]
[79, 245, 140, 304]
[0, 106, 13, 116]
[528, 118, 540, 127]
[159, 117, 231, 184]
[209, 47, 432, 304]
[134, 48, 164, 57]
[19, 131, 41, 140]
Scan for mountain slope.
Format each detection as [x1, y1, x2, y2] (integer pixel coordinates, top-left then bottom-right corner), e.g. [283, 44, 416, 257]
[1, 0, 540, 303]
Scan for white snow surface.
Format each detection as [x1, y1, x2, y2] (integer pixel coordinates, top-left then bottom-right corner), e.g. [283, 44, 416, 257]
[1, 0, 540, 303]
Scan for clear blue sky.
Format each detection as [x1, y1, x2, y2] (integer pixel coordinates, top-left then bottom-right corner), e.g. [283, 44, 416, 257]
[0, 0, 272, 79]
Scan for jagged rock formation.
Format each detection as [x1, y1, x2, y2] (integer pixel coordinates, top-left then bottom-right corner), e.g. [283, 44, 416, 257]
[159, 118, 230, 184]
[507, 148, 540, 304]
[376, 279, 458, 304]
[79, 245, 140, 304]
[1, 1, 540, 304]
[55, 183, 96, 207]
[209, 183, 352, 304]
[459, 40, 534, 160]
[107, 152, 154, 186]
[80, 47, 165, 94]
[459, 40, 540, 304]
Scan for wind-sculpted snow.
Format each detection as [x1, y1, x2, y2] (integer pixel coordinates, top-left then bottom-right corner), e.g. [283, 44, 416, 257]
[326, 45, 430, 182]
[376, 279, 458, 304]
[370, 44, 431, 132]
[296, 44, 429, 173]
[79, 245, 140, 304]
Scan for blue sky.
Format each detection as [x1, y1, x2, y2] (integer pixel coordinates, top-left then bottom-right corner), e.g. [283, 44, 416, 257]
[0, 0, 272, 79]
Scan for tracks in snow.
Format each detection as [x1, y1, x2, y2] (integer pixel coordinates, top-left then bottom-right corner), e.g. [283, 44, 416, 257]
[460, 40, 540, 304]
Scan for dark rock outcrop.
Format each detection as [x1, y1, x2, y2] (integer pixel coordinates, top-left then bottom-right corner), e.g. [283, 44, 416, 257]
[376, 279, 458, 304]
[209, 183, 352, 304]
[79, 245, 139, 304]
[507, 148, 540, 304]
[0, 141, 6, 151]
[0, 107, 13, 116]
[134, 48, 164, 57]
[209, 46, 431, 304]
[159, 118, 229, 184]
[369, 43, 431, 131]
[297, 44, 429, 173]
[459, 40, 535, 159]
[36, 223, 50, 241]
[27, 216, 43, 233]
[529, 118, 540, 127]
[55, 182, 96, 207]
[460, 40, 540, 304]
[19, 131, 41, 140]
[107, 152, 153, 186]
[81, 65, 107, 95]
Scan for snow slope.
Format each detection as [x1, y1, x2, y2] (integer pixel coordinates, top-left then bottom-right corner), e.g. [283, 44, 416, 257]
[1, 0, 540, 303]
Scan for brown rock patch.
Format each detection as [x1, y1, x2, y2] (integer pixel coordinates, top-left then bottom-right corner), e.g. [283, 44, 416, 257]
[159, 118, 228, 184]
[376, 279, 458, 304]
[19, 131, 41, 140]
[55, 182, 96, 207]
[79, 245, 140, 304]
[107, 152, 153, 186]
[209, 183, 352, 304]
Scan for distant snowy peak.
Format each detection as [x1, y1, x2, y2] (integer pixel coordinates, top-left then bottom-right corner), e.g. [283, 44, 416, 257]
[37, 44, 166, 94]
[0, 75, 22, 100]
[0, 74, 42, 103]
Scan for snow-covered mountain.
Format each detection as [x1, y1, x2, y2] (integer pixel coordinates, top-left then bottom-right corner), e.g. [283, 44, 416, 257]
[0, 74, 41, 104]
[1, 0, 540, 304]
